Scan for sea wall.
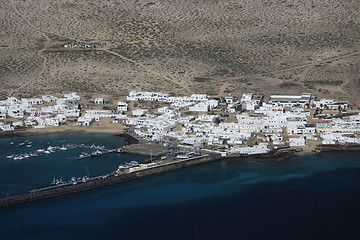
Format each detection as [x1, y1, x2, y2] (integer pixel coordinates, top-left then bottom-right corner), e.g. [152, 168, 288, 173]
[0, 150, 295, 208]
[316, 144, 360, 152]
[0, 155, 219, 208]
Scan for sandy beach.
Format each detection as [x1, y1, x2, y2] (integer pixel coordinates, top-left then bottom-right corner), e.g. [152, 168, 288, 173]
[0, 121, 128, 139]
[25, 125, 127, 134]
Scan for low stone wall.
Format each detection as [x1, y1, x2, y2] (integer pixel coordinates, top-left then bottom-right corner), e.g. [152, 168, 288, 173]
[316, 144, 360, 152]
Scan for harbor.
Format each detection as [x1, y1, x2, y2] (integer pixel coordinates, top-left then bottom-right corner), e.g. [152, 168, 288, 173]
[0, 154, 215, 208]
[5, 142, 120, 161]
[0, 145, 297, 208]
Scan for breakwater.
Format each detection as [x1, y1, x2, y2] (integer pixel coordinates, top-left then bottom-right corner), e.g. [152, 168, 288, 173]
[0, 149, 295, 208]
[0, 154, 218, 208]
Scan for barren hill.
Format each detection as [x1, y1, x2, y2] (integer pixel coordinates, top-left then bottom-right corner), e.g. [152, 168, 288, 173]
[1, 0, 360, 105]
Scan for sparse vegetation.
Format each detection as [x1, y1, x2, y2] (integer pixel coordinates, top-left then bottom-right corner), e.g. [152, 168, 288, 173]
[0, 0, 359, 104]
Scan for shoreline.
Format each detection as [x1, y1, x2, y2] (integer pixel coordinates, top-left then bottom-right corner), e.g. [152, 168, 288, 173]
[1, 127, 360, 208]
[0, 145, 359, 208]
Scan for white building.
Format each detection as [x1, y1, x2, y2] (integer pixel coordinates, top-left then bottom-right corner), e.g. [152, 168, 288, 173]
[42, 95, 58, 102]
[64, 92, 81, 101]
[118, 102, 129, 112]
[289, 137, 306, 146]
[132, 109, 149, 116]
[0, 124, 14, 131]
[77, 116, 94, 126]
[225, 94, 236, 104]
[0, 112, 6, 120]
[127, 91, 209, 103]
[240, 93, 263, 111]
[94, 98, 104, 104]
[22, 98, 43, 105]
[269, 93, 312, 107]
[314, 99, 348, 110]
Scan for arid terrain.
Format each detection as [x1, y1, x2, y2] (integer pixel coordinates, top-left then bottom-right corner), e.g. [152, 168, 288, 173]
[1, 0, 360, 105]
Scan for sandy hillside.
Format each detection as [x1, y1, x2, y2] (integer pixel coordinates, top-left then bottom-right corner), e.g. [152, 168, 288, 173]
[1, 0, 359, 105]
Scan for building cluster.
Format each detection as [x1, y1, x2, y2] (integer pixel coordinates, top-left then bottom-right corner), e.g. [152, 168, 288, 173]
[122, 91, 359, 155]
[1, 90, 359, 156]
[0, 93, 81, 130]
[62, 41, 106, 49]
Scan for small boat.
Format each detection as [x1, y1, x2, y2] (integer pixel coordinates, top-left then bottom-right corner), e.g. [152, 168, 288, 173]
[18, 143, 25, 146]
[6, 155, 14, 159]
[51, 177, 65, 186]
[27, 145, 32, 148]
[37, 149, 45, 153]
[116, 148, 124, 153]
[60, 147, 67, 151]
[44, 150, 51, 154]
[10, 142, 14, 145]
[91, 150, 103, 157]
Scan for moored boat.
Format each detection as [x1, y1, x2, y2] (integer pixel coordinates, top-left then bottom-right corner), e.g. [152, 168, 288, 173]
[91, 150, 103, 157]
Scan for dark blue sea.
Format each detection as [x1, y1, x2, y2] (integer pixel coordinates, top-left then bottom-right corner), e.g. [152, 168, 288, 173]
[0, 133, 360, 240]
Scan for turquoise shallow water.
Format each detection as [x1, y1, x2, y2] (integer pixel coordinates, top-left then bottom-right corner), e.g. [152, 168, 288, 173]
[0, 134, 360, 239]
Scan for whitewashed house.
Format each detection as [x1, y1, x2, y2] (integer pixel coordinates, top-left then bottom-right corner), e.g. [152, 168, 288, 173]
[132, 109, 149, 116]
[22, 98, 43, 105]
[8, 106, 23, 118]
[118, 102, 129, 112]
[0, 124, 14, 131]
[95, 98, 104, 104]
[289, 137, 306, 146]
[45, 118, 60, 127]
[42, 95, 58, 102]
[77, 116, 94, 126]
[64, 92, 81, 101]
[0, 112, 6, 120]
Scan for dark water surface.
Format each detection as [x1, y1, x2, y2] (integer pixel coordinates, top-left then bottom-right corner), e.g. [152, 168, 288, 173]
[0, 134, 360, 239]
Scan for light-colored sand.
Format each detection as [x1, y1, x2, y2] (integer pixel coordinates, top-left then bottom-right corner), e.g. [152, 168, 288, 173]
[25, 125, 127, 134]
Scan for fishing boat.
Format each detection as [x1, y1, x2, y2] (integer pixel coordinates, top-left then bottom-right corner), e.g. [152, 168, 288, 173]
[51, 177, 65, 186]
[176, 154, 190, 159]
[91, 150, 103, 157]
